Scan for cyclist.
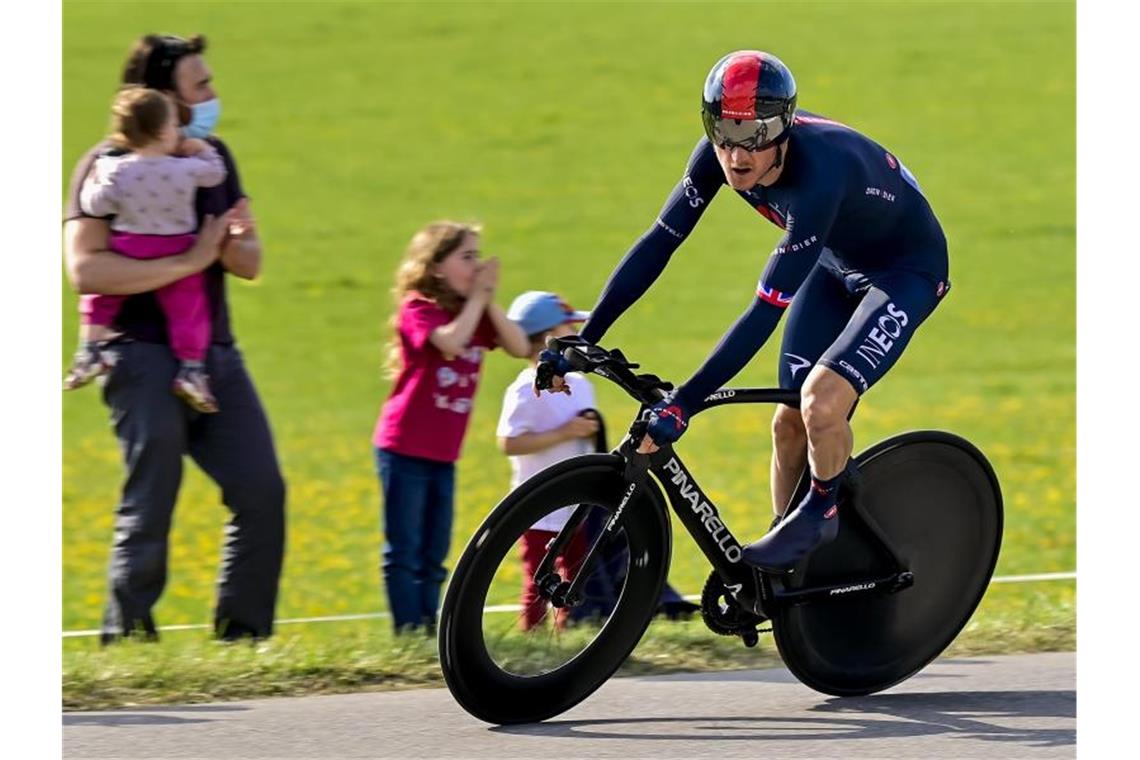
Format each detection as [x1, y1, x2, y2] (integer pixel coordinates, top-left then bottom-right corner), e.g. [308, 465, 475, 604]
[538, 50, 950, 572]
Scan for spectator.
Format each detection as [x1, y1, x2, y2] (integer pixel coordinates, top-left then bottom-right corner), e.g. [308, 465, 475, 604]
[496, 291, 595, 630]
[373, 221, 529, 633]
[497, 292, 700, 628]
[65, 85, 228, 414]
[63, 34, 285, 643]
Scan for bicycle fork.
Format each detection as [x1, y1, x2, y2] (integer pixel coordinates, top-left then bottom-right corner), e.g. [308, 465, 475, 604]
[534, 436, 651, 610]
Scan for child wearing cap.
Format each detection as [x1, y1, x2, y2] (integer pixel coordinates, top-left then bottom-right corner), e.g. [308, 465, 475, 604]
[497, 291, 599, 631]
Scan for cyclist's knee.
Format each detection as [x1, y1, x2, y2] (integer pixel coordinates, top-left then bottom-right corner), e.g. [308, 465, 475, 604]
[771, 405, 806, 448]
[801, 371, 854, 438]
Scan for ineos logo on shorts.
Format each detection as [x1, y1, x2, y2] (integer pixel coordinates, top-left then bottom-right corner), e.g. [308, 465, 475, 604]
[855, 303, 909, 370]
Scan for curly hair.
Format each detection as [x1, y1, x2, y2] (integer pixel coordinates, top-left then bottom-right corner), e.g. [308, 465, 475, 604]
[383, 221, 482, 378]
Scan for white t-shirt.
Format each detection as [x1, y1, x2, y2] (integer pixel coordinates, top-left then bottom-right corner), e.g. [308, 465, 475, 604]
[497, 368, 597, 531]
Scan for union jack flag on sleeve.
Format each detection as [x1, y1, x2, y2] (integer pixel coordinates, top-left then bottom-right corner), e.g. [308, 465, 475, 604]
[757, 281, 794, 308]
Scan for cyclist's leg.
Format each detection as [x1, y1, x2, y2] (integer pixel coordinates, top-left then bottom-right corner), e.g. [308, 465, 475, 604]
[772, 259, 861, 516]
[804, 269, 947, 481]
[745, 269, 948, 570]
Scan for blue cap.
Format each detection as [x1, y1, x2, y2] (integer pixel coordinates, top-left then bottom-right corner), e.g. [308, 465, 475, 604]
[506, 291, 590, 336]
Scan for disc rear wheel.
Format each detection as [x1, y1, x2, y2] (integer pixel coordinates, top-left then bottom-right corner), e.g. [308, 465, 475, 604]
[772, 431, 1003, 695]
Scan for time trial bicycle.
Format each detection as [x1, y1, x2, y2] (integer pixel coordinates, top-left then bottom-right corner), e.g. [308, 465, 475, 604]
[438, 336, 1002, 725]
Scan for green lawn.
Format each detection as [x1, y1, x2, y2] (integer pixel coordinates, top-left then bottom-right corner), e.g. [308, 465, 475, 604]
[62, 0, 1074, 705]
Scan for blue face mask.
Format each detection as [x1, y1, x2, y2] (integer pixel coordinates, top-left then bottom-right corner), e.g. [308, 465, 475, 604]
[182, 98, 221, 138]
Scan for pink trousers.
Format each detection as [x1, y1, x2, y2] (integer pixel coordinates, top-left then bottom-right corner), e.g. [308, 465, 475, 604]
[79, 232, 208, 362]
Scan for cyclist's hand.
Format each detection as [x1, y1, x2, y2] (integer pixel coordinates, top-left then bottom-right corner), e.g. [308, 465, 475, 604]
[534, 347, 573, 397]
[637, 397, 689, 453]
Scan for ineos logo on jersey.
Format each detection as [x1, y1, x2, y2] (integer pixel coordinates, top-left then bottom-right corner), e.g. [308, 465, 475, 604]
[855, 303, 910, 369]
[682, 176, 705, 208]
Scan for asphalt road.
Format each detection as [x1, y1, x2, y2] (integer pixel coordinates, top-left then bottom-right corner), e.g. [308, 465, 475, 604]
[64, 651, 1074, 759]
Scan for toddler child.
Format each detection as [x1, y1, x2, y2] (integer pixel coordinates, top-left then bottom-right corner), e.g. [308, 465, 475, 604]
[64, 85, 227, 412]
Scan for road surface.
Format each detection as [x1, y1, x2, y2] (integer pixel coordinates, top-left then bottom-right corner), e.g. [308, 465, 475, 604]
[65, 651, 1074, 759]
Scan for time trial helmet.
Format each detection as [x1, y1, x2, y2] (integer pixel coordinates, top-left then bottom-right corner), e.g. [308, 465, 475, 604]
[701, 51, 797, 152]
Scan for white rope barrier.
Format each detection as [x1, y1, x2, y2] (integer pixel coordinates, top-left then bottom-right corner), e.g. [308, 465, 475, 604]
[61, 570, 1076, 638]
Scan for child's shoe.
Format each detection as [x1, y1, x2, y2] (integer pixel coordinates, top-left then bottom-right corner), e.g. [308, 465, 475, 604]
[63, 342, 118, 390]
[172, 362, 219, 413]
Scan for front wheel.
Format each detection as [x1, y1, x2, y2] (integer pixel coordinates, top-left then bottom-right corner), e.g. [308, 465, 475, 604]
[439, 454, 672, 724]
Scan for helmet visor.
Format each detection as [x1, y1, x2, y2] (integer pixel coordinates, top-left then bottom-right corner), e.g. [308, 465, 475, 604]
[702, 112, 788, 152]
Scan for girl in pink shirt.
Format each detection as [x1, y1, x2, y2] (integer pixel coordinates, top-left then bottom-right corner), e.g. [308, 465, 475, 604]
[373, 221, 528, 633]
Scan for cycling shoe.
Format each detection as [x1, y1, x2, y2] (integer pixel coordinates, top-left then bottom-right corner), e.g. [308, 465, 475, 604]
[741, 503, 839, 573]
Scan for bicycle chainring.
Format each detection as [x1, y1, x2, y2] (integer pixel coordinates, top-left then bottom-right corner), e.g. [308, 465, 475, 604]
[700, 570, 769, 637]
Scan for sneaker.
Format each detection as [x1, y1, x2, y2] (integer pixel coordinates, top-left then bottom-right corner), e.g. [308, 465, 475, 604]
[172, 363, 219, 413]
[63, 343, 118, 390]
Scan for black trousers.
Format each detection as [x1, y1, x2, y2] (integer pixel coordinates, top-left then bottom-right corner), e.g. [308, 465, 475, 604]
[98, 341, 286, 639]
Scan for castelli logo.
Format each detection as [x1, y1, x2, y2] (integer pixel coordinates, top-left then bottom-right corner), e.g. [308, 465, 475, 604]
[885, 152, 898, 169]
[936, 281, 946, 297]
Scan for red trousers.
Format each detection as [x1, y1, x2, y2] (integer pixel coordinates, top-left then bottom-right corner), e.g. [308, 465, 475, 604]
[519, 527, 587, 631]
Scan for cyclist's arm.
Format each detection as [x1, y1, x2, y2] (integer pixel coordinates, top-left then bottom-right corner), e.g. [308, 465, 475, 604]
[579, 139, 723, 343]
[671, 184, 843, 411]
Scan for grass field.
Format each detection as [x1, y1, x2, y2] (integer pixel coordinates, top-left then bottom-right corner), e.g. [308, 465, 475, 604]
[62, 1, 1074, 706]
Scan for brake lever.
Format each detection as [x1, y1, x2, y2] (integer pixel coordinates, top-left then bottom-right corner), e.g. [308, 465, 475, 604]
[609, 348, 640, 370]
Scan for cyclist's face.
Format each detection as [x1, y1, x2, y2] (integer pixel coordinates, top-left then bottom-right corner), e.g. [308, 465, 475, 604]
[714, 143, 781, 190]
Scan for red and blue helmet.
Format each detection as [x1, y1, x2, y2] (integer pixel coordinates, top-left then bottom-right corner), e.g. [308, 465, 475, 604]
[701, 51, 797, 151]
